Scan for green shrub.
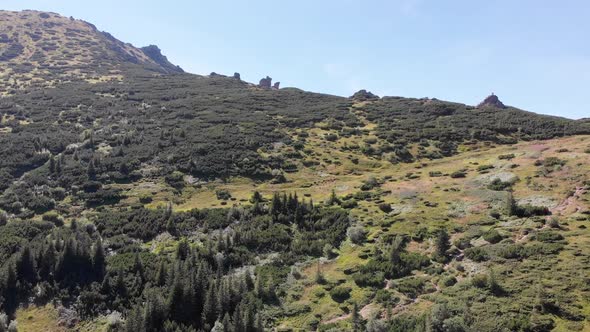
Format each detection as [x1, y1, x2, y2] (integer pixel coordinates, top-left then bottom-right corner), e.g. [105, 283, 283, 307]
[353, 272, 384, 288]
[374, 289, 399, 305]
[514, 204, 550, 217]
[535, 231, 564, 243]
[347, 226, 367, 244]
[477, 165, 494, 172]
[483, 229, 503, 244]
[42, 211, 63, 226]
[139, 194, 153, 204]
[471, 273, 488, 288]
[329, 285, 352, 302]
[395, 277, 426, 298]
[498, 244, 524, 259]
[487, 178, 512, 191]
[215, 189, 232, 200]
[378, 203, 392, 213]
[441, 275, 457, 287]
[325, 133, 338, 142]
[450, 170, 466, 178]
[540, 157, 566, 167]
[453, 237, 471, 250]
[464, 247, 489, 262]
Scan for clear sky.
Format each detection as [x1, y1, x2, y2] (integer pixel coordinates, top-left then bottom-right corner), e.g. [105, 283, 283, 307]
[4, 1, 589, 119]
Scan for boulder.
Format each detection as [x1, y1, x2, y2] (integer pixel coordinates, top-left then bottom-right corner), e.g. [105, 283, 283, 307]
[273, 82, 280, 89]
[233, 72, 241, 80]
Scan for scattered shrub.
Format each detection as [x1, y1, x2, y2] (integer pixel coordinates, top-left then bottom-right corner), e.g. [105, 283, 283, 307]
[464, 247, 489, 262]
[324, 133, 338, 142]
[329, 285, 352, 302]
[471, 273, 488, 288]
[487, 178, 512, 191]
[483, 229, 503, 244]
[347, 226, 368, 244]
[378, 203, 392, 213]
[215, 189, 232, 200]
[498, 154, 515, 160]
[450, 170, 466, 178]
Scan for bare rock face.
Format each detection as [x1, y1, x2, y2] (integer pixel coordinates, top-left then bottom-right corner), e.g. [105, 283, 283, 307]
[233, 72, 241, 80]
[477, 93, 506, 108]
[259, 76, 272, 89]
[273, 82, 280, 89]
[350, 89, 379, 101]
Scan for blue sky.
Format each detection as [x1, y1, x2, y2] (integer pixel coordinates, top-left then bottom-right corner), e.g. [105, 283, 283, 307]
[4, 0, 590, 119]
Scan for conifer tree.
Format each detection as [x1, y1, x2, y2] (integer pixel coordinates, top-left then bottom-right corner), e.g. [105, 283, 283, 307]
[92, 239, 106, 281]
[155, 260, 167, 287]
[3, 264, 18, 318]
[434, 229, 450, 260]
[16, 245, 37, 285]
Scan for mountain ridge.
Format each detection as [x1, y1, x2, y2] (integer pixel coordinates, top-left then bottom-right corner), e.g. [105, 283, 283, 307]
[0, 10, 182, 94]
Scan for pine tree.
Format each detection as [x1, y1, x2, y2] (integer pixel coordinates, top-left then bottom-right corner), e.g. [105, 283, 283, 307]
[16, 245, 37, 285]
[49, 157, 56, 173]
[271, 192, 281, 216]
[56, 157, 62, 173]
[434, 229, 450, 261]
[92, 239, 106, 281]
[3, 263, 18, 318]
[176, 239, 190, 261]
[38, 241, 57, 282]
[504, 192, 516, 216]
[125, 305, 146, 332]
[328, 189, 340, 206]
[132, 254, 145, 282]
[145, 293, 167, 331]
[222, 313, 233, 332]
[168, 278, 185, 323]
[201, 283, 217, 328]
[87, 159, 96, 179]
[351, 302, 362, 332]
[155, 260, 167, 287]
[250, 191, 262, 203]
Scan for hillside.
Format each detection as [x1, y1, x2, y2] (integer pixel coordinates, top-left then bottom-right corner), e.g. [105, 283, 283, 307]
[0, 10, 589, 332]
[0, 10, 182, 94]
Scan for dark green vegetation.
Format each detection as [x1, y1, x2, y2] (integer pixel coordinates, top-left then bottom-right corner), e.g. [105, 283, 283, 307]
[359, 97, 589, 161]
[0, 194, 350, 331]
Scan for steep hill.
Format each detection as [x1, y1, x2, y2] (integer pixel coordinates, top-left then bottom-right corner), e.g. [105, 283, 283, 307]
[0, 10, 182, 94]
[0, 10, 589, 332]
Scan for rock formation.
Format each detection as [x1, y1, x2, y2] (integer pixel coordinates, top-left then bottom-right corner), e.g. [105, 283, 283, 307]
[350, 89, 379, 101]
[273, 82, 280, 90]
[477, 93, 506, 109]
[233, 72, 241, 80]
[259, 76, 272, 89]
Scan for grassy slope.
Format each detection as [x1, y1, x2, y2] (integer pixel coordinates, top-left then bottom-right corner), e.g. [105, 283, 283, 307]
[123, 101, 590, 331]
[12, 116, 590, 331]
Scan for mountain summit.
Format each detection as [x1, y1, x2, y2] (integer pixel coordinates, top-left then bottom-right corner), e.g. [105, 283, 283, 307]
[0, 10, 182, 94]
[477, 93, 507, 108]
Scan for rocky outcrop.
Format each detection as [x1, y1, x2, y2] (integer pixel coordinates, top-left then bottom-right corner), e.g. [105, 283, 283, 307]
[233, 72, 241, 80]
[477, 93, 506, 109]
[350, 89, 379, 101]
[140, 45, 184, 73]
[273, 82, 280, 90]
[259, 76, 272, 89]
